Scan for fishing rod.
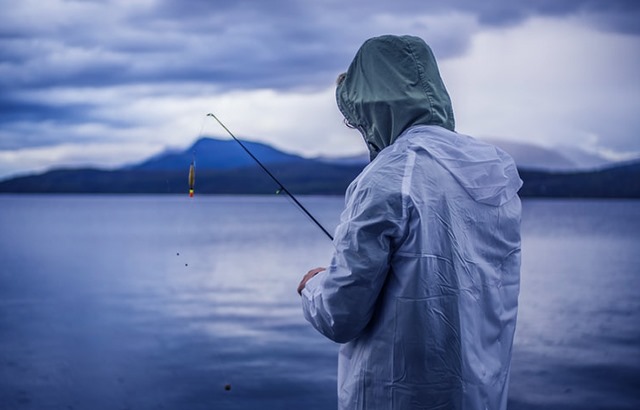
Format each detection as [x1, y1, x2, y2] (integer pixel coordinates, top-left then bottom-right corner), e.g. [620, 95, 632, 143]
[206, 113, 334, 241]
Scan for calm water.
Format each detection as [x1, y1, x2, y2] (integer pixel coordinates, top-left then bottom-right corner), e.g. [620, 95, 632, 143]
[0, 195, 638, 409]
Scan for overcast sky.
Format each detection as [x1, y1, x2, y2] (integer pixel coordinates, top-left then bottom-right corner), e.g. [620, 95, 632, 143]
[1, 0, 639, 179]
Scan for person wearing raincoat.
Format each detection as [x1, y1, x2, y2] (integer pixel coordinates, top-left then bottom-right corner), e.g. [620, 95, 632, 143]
[298, 35, 522, 409]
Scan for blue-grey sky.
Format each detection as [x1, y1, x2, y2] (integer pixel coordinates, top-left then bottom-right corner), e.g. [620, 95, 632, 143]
[1, 0, 639, 178]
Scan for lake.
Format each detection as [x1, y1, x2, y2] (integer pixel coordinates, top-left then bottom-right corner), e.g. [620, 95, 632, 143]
[0, 195, 639, 409]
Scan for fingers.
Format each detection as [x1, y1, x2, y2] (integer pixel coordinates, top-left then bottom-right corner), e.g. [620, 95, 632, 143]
[307, 267, 326, 276]
[297, 267, 326, 295]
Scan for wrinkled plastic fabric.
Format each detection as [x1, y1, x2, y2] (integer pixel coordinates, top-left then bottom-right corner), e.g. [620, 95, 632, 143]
[336, 35, 455, 160]
[302, 125, 522, 409]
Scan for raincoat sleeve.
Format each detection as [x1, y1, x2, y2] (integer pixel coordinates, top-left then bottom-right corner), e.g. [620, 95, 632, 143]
[301, 165, 407, 343]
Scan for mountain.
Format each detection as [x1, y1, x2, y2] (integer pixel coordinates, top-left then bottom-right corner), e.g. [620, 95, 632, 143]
[0, 137, 363, 195]
[0, 163, 363, 195]
[554, 145, 616, 169]
[1, 137, 639, 197]
[314, 153, 369, 166]
[484, 139, 578, 170]
[518, 160, 640, 198]
[131, 137, 306, 170]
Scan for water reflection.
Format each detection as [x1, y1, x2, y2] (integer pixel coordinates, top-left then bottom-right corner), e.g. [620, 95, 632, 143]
[0, 196, 638, 409]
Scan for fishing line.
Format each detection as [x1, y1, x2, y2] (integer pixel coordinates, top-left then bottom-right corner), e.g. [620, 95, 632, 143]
[188, 116, 208, 198]
[176, 115, 209, 269]
[206, 113, 334, 241]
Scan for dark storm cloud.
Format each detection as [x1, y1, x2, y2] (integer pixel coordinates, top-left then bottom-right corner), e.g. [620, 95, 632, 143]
[0, 90, 136, 150]
[0, 1, 351, 93]
[346, 0, 640, 31]
[2, 0, 637, 92]
[0, 97, 93, 126]
[0, 0, 638, 157]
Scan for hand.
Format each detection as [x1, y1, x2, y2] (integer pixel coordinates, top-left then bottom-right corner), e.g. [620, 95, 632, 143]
[297, 267, 326, 295]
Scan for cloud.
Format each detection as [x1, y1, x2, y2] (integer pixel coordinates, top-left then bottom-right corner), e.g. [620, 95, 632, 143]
[0, 141, 160, 179]
[441, 16, 640, 156]
[205, 87, 364, 157]
[7, 0, 636, 93]
[0, 84, 363, 179]
[0, 0, 639, 178]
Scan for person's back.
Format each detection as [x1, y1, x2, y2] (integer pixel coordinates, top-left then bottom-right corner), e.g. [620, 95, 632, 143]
[299, 35, 522, 409]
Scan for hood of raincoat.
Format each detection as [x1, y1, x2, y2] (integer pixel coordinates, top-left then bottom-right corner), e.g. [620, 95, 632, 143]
[336, 35, 455, 160]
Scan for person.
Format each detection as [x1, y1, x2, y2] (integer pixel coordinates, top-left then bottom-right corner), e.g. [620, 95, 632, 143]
[297, 35, 522, 410]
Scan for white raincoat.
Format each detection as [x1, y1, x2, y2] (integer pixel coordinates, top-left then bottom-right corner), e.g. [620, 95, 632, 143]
[301, 35, 522, 410]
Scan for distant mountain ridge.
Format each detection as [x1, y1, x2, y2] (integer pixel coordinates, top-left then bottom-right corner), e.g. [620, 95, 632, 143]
[1, 136, 639, 197]
[131, 137, 306, 170]
[484, 138, 615, 171]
